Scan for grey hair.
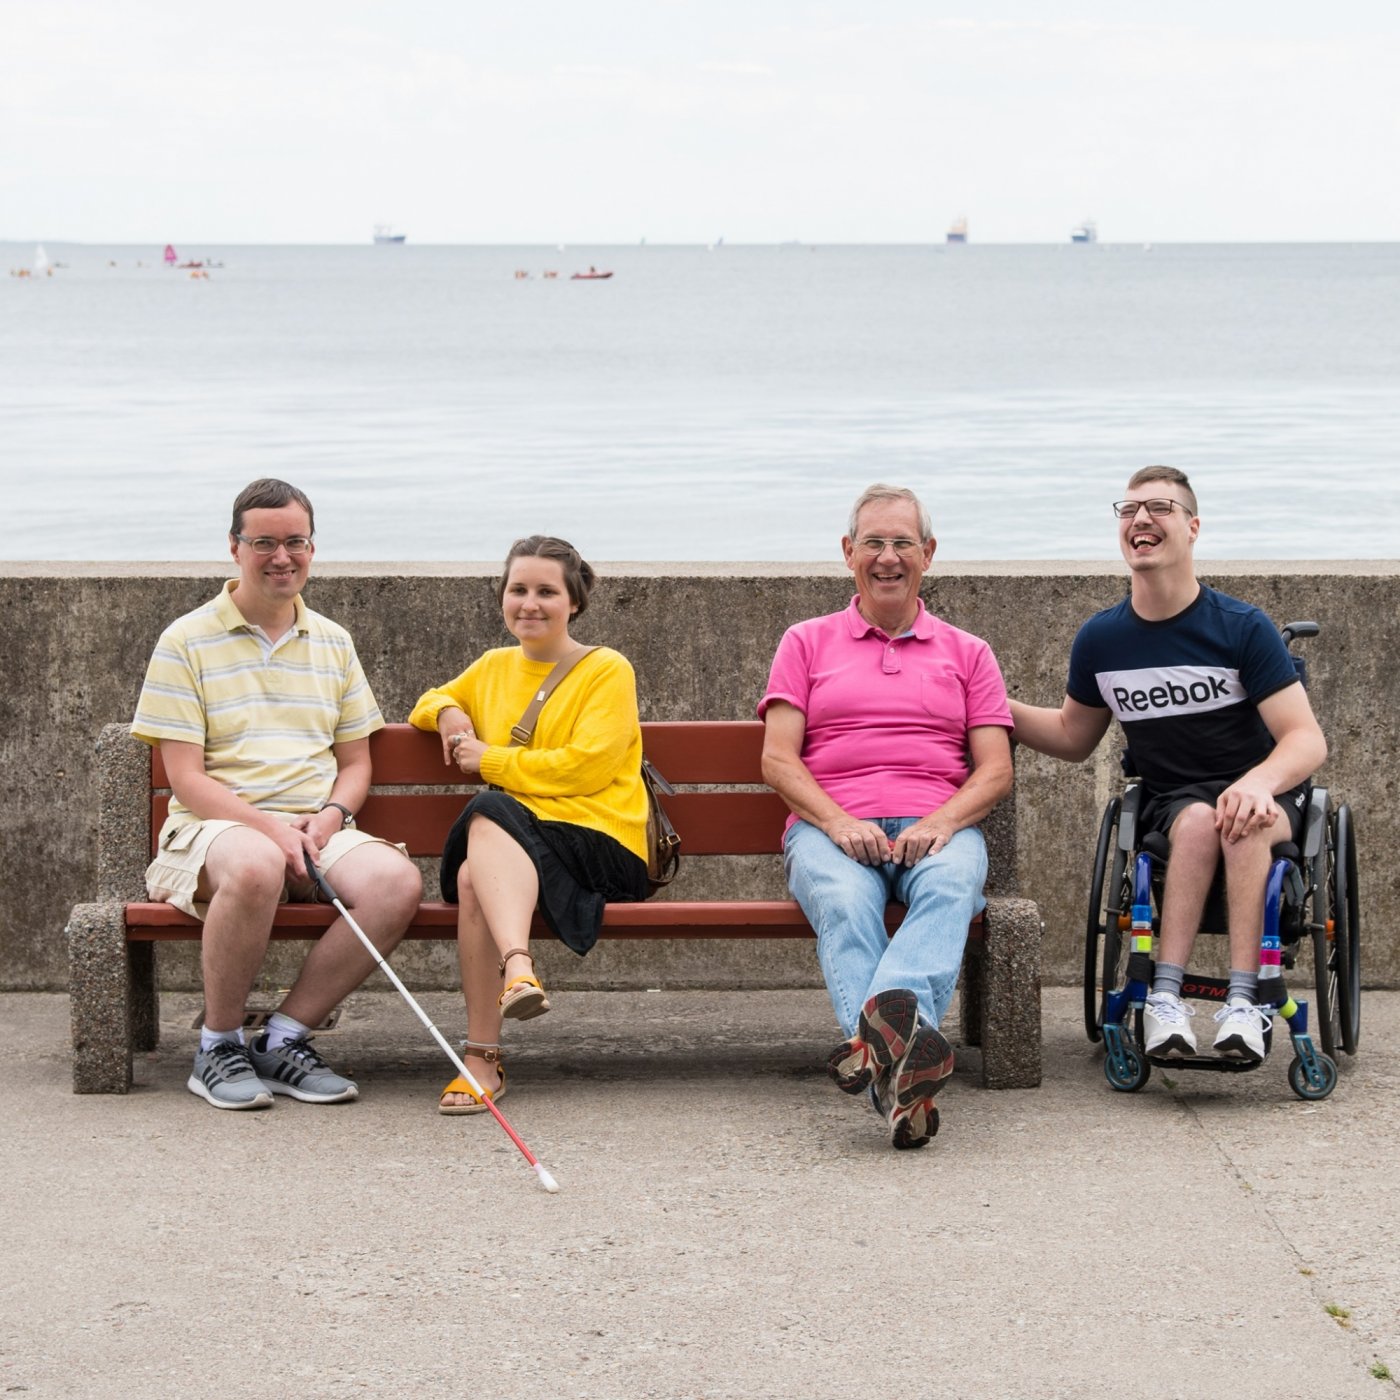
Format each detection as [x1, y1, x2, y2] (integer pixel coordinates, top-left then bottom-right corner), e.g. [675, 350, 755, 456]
[847, 483, 933, 542]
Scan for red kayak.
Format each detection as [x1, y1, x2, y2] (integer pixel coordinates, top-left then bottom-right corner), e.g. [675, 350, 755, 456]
[571, 269, 613, 280]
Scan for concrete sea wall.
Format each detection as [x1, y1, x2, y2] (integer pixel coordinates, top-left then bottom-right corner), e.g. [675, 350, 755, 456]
[4, 561, 1396, 994]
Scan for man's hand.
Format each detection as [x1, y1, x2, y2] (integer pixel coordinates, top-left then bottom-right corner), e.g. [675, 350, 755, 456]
[1215, 776, 1281, 844]
[271, 819, 320, 880]
[290, 808, 344, 852]
[891, 815, 956, 867]
[822, 815, 894, 865]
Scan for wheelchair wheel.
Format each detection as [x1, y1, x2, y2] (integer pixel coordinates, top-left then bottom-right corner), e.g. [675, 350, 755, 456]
[1104, 1023, 1150, 1093]
[1084, 797, 1129, 1042]
[1335, 805, 1360, 1054]
[1312, 801, 1359, 1059]
[1289, 1052, 1337, 1101]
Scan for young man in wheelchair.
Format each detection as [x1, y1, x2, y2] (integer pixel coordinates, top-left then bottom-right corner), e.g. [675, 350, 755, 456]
[1011, 466, 1327, 1061]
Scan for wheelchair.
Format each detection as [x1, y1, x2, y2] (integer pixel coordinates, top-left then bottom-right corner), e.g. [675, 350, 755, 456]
[1082, 622, 1360, 1101]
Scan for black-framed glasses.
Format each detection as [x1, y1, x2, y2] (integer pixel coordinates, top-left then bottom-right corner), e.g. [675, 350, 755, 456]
[1111, 499, 1189, 520]
[854, 536, 923, 556]
[235, 533, 314, 555]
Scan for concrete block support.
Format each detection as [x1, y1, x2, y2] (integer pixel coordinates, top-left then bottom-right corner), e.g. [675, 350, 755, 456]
[970, 897, 1044, 1089]
[67, 902, 134, 1093]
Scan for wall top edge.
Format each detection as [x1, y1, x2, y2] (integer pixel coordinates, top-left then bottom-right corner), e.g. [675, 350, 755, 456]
[4, 560, 1399, 581]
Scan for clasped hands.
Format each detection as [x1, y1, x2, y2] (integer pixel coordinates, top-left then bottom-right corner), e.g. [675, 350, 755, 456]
[823, 814, 953, 867]
[438, 712, 486, 775]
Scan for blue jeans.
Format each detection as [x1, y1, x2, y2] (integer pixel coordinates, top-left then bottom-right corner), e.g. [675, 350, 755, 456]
[784, 818, 989, 1037]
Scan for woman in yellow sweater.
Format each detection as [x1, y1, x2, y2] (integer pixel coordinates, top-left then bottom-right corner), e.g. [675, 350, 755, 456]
[408, 536, 649, 1113]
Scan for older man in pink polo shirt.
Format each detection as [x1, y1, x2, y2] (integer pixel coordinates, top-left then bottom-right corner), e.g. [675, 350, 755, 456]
[759, 483, 1014, 1149]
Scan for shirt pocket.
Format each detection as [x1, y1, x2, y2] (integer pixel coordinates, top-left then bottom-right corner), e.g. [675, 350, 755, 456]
[919, 670, 967, 730]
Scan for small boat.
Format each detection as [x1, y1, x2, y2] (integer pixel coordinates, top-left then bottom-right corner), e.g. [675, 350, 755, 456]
[1070, 220, 1098, 244]
[163, 244, 177, 266]
[946, 217, 968, 244]
[373, 225, 406, 244]
[571, 267, 613, 280]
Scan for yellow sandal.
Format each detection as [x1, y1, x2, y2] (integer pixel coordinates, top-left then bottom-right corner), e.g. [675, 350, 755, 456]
[439, 1043, 506, 1115]
[496, 946, 551, 1021]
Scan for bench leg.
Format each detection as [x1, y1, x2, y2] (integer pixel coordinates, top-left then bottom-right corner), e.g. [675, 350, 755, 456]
[130, 942, 161, 1052]
[67, 902, 134, 1093]
[973, 897, 1043, 1090]
[959, 945, 984, 1049]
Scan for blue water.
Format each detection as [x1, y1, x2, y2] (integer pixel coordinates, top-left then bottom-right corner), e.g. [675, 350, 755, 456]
[3, 241, 1396, 561]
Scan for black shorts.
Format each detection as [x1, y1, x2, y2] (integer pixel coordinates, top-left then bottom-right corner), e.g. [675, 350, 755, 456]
[1140, 779, 1309, 846]
[440, 790, 647, 956]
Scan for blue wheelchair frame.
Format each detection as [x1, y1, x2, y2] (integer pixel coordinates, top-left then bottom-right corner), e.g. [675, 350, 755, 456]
[1086, 621, 1358, 1102]
[1099, 802, 1338, 1100]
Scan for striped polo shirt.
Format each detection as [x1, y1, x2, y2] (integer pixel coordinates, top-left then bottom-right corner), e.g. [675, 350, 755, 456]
[132, 580, 383, 824]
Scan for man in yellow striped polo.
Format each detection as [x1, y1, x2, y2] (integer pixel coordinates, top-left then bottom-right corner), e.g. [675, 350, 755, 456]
[132, 478, 421, 1109]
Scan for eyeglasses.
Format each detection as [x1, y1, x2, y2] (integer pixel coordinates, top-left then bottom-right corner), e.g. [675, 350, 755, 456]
[1111, 499, 1189, 520]
[235, 534, 314, 555]
[854, 536, 924, 556]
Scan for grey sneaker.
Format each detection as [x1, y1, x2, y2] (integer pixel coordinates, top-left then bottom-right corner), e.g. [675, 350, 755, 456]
[188, 1040, 274, 1111]
[249, 1035, 358, 1103]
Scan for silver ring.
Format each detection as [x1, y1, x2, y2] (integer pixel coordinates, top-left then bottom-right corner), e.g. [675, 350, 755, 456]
[448, 732, 469, 750]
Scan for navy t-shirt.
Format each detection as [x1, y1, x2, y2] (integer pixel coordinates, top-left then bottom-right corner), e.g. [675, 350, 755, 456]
[1066, 586, 1298, 792]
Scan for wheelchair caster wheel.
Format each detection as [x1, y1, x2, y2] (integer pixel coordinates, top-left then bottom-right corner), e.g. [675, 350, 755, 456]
[1289, 1052, 1337, 1101]
[1104, 1042, 1150, 1092]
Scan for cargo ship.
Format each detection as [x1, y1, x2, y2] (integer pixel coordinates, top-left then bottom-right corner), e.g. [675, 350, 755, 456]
[373, 225, 406, 244]
[1070, 220, 1097, 244]
[946, 217, 968, 244]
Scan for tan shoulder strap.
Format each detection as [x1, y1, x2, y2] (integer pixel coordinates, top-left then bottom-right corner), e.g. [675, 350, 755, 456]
[508, 646, 600, 747]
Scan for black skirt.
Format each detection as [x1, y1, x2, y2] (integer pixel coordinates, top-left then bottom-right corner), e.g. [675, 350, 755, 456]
[440, 790, 648, 956]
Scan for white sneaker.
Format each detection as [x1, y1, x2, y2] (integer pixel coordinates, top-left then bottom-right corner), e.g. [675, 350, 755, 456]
[1213, 997, 1271, 1061]
[1143, 992, 1197, 1057]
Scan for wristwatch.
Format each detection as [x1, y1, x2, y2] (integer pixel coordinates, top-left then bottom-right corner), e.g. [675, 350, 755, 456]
[321, 801, 355, 829]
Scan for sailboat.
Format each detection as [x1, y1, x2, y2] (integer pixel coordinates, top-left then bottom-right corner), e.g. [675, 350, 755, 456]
[34, 245, 50, 276]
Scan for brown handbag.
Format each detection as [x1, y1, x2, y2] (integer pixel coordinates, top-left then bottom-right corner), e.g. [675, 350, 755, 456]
[508, 647, 681, 893]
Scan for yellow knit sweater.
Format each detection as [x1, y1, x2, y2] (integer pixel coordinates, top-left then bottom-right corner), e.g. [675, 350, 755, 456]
[408, 646, 648, 863]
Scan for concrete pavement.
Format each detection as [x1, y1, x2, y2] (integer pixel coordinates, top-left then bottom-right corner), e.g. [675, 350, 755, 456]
[3, 987, 1396, 1399]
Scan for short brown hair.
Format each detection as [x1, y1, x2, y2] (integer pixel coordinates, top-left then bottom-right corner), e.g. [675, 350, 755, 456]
[497, 535, 596, 616]
[1126, 465, 1197, 516]
[229, 479, 316, 538]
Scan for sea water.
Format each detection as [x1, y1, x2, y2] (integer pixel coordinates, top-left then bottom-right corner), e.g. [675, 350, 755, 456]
[3, 241, 1396, 561]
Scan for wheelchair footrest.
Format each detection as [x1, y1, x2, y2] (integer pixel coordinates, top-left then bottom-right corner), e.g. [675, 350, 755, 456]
[1144, 1052, 1266, 1074]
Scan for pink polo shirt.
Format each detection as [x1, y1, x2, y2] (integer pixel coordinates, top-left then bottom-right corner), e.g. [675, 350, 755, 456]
[758, 596, 1012, 827]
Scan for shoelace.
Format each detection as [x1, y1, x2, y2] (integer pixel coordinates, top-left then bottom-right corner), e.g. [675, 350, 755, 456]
[1148, 996, 1195, 1024]
[207, 1041, 255, 1073]
[1214, 1001, 1267, 1029]
[277, 1035, 329, 1069]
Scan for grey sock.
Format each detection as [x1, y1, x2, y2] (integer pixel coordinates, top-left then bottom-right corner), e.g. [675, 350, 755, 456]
[1227, 970, 1259, 1004]
[1152, 963, 1186, 999]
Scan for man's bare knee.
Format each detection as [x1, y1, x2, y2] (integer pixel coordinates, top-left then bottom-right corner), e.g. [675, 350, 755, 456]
[204, 832, 285, 908]
[1168, 803, 1220, 853]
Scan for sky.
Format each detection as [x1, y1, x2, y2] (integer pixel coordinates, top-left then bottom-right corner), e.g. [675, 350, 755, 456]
[5, 1, 1400, 246]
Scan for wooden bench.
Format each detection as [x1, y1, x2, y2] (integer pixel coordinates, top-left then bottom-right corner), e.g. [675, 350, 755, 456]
[68, 722, 1043, 1093]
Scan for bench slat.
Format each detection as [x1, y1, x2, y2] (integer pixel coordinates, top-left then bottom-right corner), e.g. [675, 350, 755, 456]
[150, 788, 794, 858]
[149, 721, 768, 788]
[123, 900, 983, 942]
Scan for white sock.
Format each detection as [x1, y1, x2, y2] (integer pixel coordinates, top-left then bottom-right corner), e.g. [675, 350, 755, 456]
[263, 1012, 313, 1052]
[200, 1025, 244, 1051]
